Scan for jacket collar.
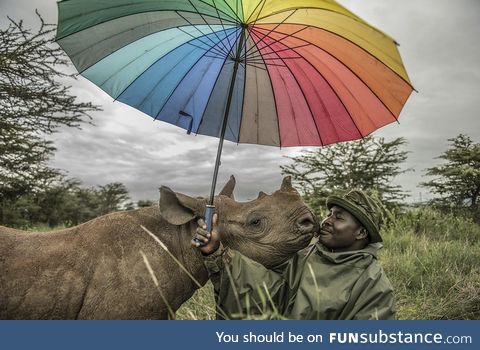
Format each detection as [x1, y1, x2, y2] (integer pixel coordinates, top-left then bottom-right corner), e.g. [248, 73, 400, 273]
[314, 241, 383, 264]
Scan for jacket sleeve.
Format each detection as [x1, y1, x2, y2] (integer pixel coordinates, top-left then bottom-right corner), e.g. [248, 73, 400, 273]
[343, 264, 396, 320]
[203, 246, 287, 319]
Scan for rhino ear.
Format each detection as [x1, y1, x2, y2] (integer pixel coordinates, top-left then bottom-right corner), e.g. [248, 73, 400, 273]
[257, 191, 268, 199]
[219, 175, 236, 199]
[280, 176, 296, 192]
[159, 186, 206, 225]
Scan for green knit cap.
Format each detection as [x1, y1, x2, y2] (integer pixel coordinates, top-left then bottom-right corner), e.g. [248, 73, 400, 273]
[326, 190, 383, 243]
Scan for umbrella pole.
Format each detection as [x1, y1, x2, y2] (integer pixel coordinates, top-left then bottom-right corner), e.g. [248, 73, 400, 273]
[204, 26, 246, 234]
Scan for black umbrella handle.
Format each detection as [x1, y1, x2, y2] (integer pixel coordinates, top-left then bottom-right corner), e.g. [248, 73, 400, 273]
[204, 205, 215, 233]
[193, 205, 215, 247]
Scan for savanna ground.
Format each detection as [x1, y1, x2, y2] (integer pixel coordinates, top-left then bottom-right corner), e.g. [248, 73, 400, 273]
[176, 207, 480, 320]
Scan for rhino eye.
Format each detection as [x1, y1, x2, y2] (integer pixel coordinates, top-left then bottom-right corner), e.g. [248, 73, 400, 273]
[247, 216, 263, 228]
[246, 212, 267, 231]
[250, 218, 261, 226]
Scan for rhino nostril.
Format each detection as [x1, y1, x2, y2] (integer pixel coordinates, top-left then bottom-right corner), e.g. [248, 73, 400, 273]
[299, 218, 313, 227]
[297, 213, 316, 233]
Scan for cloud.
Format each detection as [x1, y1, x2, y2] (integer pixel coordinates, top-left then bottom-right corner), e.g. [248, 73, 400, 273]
[2, 0, 479, 204]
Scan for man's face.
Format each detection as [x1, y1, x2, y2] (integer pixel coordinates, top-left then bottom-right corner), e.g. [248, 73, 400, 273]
[319, 205, 365, 251]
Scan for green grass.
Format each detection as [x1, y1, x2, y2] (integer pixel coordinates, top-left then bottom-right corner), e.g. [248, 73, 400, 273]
[175, 282, 215, 320]
[177, 207, 480, 320]
[19, 207, 479, 319]
[380, 207, 480, 319]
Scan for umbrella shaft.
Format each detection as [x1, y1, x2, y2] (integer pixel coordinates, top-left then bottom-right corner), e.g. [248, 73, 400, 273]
[208, 27, 246, 206]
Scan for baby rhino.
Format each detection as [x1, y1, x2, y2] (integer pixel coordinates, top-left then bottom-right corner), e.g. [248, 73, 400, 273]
[0, 176, 317, 319]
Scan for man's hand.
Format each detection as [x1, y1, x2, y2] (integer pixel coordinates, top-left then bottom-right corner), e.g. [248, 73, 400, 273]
[191, 213, 220, 255]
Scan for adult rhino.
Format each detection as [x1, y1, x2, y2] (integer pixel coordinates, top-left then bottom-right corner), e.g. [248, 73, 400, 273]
[0, 176, 317, 319]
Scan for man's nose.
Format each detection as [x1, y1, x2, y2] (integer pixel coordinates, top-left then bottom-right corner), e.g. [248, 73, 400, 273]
[321, 216, 332, 228]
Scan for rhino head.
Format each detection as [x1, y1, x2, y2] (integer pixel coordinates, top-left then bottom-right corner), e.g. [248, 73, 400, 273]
[159, 176, 318, 268]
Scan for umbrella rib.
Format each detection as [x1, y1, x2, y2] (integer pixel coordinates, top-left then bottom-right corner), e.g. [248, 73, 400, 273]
[196, 0, 243, 23]
[56, 8, 237, 42]
[252, 29, 365, 141]
[224, 67, 242, 140]
[246, 42, 310, 62]
[238, 0, 267, 56]
[252, 7, 395, 42]
[239, 53, 283, 148]
[252, 26, 404, 123]
[249, 30, 324, 146]
[153, 30, 240, 122]
[186, 0, 233, 55]
[244, 0, 267, 25]
[236, 0, 250, 58]
[113, 28, 236, 111]
[254, 18, 411, 87]
[211, 0, 238, 56]
[58, 3, 236, 24]
[236, 52, 249, 144]
[245, 35, 283, 148]
[230, 48, 248, 144]
[237, 0, 267, 59]
[244, 26, 308, 61]
[244, 63, 267, 71]
[203, 54, 228, 60]
[239, 0, 245, 22]
[247, 62, 288, 68]
[248, 57, 302, 63]
[196, 0, 242, 23]
[95, 29, 212, 88]
[185, 41, 228, 58]
[243, 9, 298, 58]
[176, 10, 230, 57]
[177, 26, 228, 58]
[255, 22, 415, 91]
[68, 15, 223, 59]
[195, 60, 235, 135]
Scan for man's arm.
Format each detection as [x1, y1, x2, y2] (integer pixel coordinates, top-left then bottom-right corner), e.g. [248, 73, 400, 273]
[341, 263, 396, 320]
[193, 215, 287, 319]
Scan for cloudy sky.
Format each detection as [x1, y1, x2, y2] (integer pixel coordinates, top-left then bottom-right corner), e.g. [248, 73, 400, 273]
[1, 0, 479, 203]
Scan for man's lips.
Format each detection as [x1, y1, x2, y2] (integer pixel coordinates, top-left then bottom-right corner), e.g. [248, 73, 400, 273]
[319, 228, 332, 235]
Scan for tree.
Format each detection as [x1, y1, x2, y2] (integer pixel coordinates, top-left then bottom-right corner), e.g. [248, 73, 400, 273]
[97, 183, 131, 215]
[422, 134, 480, 209]
[281, 136, 410, 213]
[137, 200, 156, 208]
[0, 13, 100, 223]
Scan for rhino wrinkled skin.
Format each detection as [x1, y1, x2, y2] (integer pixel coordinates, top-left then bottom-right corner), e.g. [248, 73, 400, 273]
[0, 176, 317, 319]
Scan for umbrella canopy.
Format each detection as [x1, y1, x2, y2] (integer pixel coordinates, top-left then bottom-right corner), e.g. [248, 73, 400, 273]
[56, 0, 413, 148]
[57, 0, 414, 236]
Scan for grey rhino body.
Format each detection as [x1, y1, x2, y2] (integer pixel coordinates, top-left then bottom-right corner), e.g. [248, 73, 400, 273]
[0, 177, 317, 319]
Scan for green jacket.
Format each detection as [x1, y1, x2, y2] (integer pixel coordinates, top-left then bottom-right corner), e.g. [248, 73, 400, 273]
[203, 241, 395, 320]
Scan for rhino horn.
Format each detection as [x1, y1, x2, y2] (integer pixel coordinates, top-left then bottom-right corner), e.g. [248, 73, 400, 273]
[257, 191, 268, 199]
[219, 175, 236, 199]
[159, 186, 206, 225]
[280, 176, 295, 192]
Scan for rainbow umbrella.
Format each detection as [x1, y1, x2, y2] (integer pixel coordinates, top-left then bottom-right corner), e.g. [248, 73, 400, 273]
[56, 0, 413, 233]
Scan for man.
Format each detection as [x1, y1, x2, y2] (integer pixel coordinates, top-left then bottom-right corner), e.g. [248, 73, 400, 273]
[193, 190, 395, 320]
